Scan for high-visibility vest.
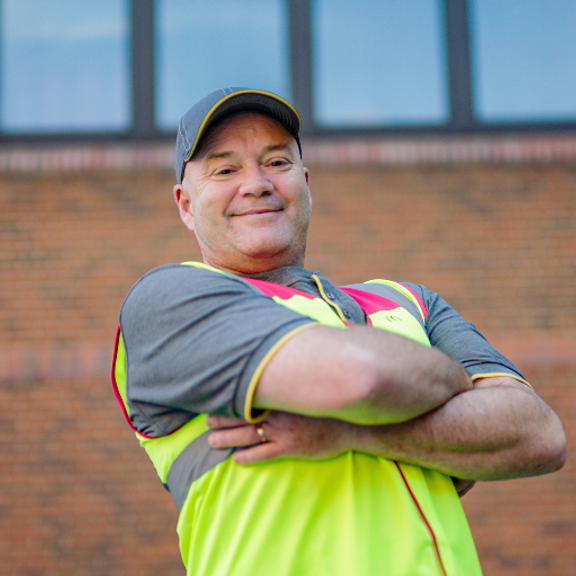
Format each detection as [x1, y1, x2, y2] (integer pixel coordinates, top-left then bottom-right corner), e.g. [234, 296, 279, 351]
[112, 262, 482, 576]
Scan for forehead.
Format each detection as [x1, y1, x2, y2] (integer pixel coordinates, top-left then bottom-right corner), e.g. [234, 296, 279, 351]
[194, 112, 296, 159]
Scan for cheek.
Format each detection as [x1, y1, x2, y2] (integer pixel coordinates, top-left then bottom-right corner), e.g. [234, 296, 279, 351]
[192, 196, 233, 248]
[192, 189, 220, 223]
[193, 205, 217, 237]
[294, 186, 312, 221]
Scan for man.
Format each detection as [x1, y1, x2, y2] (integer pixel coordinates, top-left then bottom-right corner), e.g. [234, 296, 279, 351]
[112, 88, 566, 576]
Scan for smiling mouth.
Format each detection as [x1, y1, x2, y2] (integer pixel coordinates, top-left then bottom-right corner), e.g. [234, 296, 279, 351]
[233, 208, 283, 216]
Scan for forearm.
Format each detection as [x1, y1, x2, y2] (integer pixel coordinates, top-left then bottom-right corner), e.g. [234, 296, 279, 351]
[348, 380, 566, 480]
[210, 378, 565, 481]
[254, 325, 473, 425]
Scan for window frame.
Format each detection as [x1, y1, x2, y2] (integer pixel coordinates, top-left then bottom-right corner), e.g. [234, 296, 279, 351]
[0, 0, 575, 144]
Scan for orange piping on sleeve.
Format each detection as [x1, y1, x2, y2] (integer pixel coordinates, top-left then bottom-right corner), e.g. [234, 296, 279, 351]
[243, 323, 321, 423]
[471, 372, 533, 390]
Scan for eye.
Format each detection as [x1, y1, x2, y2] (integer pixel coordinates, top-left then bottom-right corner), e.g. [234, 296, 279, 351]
[214, 166, 235, 176]
[268, 158, 290, 168]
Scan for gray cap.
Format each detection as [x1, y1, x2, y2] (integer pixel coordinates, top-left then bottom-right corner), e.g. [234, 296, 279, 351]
[174, 87, 302, 183]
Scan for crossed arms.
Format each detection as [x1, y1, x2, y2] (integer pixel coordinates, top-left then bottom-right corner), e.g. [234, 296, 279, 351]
[121, 266, 566, 485]
[208, 325, 567, 484]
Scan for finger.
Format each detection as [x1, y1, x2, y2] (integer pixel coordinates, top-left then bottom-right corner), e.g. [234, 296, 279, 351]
[206, 414, 246, 429]
[208, 426, 261, 449]
[233, 442, 284, 465]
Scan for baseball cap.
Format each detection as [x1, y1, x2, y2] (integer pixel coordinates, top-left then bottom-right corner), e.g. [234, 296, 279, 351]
[174, 87, 302, 183]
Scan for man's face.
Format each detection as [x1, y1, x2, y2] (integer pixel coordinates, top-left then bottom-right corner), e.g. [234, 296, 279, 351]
[173, 112, 312, 274]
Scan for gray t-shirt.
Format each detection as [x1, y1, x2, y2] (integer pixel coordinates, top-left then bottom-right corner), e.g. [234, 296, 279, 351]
[119, 264, 525, 437]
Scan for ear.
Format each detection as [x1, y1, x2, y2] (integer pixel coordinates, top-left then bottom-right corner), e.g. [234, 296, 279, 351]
[303, 167, 312, 206]
[173, 183, 195, 232]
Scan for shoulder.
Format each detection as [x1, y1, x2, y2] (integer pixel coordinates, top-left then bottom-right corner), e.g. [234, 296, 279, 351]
[121, 263, 258, 311]
[391, 281, 438, 306]
[126, 262, 255, 294]
[118, 263, 269, 339]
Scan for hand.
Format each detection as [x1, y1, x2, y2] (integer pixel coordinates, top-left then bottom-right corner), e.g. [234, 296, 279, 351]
[207, 411, 353, 465]
[208, 412, 477, 497]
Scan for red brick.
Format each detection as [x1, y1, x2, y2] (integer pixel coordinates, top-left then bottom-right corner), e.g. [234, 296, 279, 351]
[1, 150, 575, 575]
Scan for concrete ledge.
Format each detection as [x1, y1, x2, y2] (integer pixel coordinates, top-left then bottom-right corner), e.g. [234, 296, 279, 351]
[302, 134, 576, 166]
[1, 133, 576, 175]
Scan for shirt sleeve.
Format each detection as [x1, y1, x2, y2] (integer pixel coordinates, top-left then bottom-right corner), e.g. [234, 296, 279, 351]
[119, 264, 316, 436]
[402, 282, 527, 383]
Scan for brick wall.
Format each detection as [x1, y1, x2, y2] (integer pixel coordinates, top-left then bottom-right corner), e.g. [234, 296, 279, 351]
[1, 138, 574, 575]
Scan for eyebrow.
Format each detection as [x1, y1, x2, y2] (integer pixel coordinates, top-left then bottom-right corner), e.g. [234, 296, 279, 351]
[204, 150, 234, 162]
[261, 142, 293, 155]
[203, 141, 294, 163]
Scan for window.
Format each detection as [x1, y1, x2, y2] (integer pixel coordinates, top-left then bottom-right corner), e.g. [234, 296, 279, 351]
[155, 0, 290, 130]
[1, 0, 130, 133]
[0, 0, 575, 139]
[469, 0, 576, 122]
[311, 0, 448, 127]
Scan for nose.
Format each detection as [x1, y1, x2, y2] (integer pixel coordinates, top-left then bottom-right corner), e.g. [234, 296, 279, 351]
[238, 163, 273, 197]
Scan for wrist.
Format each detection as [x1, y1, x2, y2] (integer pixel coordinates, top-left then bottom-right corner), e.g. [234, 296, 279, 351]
[343, 420, 378, 454]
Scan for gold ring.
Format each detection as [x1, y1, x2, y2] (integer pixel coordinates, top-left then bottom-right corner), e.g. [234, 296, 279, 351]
[256, 426, 267, 443]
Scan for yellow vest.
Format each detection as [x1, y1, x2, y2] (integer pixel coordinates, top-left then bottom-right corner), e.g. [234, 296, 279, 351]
[112, 262, 482, 576]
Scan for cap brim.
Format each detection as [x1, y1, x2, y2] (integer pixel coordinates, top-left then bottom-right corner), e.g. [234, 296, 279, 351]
[184, 89, 301, 164]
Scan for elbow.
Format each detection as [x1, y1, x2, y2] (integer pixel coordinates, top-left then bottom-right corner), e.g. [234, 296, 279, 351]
[546, 428, 568, 473]
[554, 443, 568, 472]
[544, 411, 568, 473]
[537, 439, 567, 477]
[529, 417, 568, 476]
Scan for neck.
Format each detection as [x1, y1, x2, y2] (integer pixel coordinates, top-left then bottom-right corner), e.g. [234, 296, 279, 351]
[202, 252, 306, 276]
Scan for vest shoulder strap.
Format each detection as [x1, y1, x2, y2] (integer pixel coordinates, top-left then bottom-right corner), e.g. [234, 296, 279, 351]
[343, 281, 427, 327]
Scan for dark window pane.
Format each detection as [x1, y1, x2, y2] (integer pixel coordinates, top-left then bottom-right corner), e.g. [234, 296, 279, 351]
[155, 0, 290, 130]
[470, 0, 576, 122]
[311, 0, 448, 127]
[1, 0, 131, 133]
